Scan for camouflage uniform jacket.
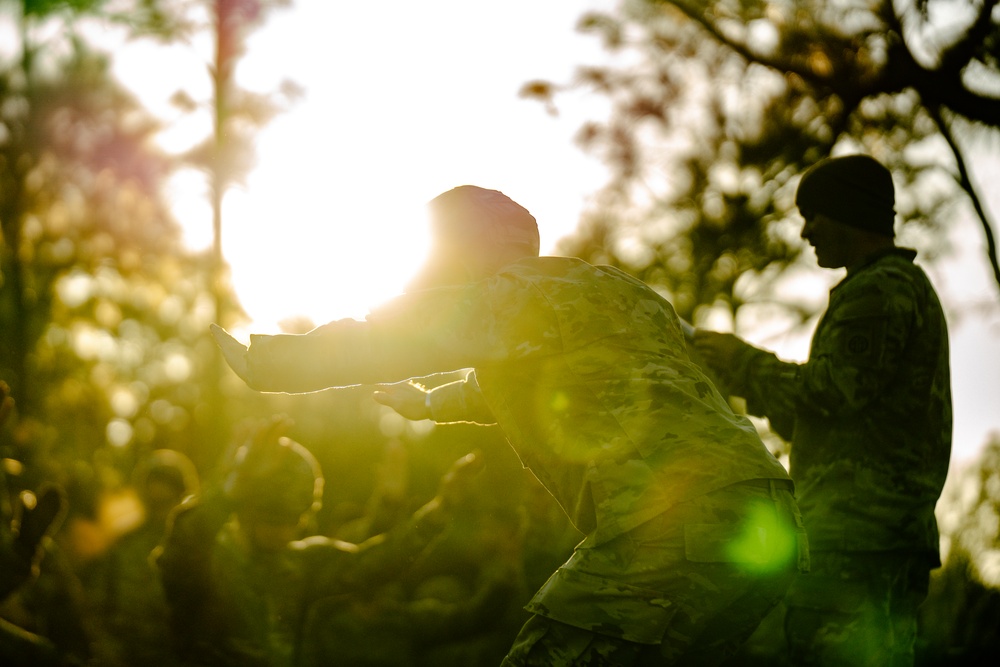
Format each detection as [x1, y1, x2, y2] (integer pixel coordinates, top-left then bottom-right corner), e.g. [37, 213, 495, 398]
[726, 248, 952, 558]
[246, 256, 790, 546]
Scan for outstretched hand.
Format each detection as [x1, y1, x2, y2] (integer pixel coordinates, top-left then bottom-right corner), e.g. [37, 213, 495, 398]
[373, 381, 431, 421]
[413, 450, 485, 525]
[0, 383, 67, 552]
[210, 324, 252, 385]
[223, 414, 295, 502]
[1, 380, 68, 598]
[435, 450, 485, 508]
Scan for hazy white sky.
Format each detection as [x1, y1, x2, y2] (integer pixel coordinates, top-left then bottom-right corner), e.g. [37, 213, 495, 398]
[103, 0, 999, 464]
[115, 0, 614, 326]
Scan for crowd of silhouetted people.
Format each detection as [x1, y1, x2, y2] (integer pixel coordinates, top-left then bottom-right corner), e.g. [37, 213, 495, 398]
[1, 397, 581, 667]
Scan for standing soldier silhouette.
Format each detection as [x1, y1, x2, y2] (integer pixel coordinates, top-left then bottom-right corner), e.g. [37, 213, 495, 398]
[695, 154, 952, 666]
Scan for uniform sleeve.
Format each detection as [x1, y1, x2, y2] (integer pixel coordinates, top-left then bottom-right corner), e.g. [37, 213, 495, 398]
[426, 371, 497, 425]
[243, 266, 566, 394]
[734, 271, 917, 434]
[729, 346, 801, 441]
[243, 284, 514, 394]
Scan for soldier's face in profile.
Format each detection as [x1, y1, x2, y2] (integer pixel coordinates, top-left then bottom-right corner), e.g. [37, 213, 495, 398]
[800, 212, 857, 269]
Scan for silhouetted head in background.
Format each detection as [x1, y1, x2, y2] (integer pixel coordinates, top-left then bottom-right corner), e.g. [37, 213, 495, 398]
[134, 449, 199, 527]
[228, 436, 324, 553]
[795, 154, 897, 269]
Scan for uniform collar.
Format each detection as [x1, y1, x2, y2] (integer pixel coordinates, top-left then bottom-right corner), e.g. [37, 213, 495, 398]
[846, 246, 917, 276]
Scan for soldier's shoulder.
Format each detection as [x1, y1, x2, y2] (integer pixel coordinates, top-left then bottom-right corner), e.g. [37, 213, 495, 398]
[859, 248, 926, 284]
[837, 251, 928, 313]
[505, 255, 590, 277]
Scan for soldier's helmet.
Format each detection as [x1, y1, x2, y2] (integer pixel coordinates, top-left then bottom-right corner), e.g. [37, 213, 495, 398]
[231, 437, 324, 523]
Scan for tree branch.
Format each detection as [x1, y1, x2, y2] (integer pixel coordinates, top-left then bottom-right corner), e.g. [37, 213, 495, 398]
[928, 104, 1000, 299]
[660, 0, 826, 84]
[937, 0, 999, 74]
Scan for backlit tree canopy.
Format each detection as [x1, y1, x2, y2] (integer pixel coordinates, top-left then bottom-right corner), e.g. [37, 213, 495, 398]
[524, 0, 1000, 326]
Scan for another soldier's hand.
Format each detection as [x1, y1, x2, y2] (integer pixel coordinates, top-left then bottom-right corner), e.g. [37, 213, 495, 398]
[435, 450, 484, 508]
[372, 381, 431, 421]
[223, 415, 294, 502]
[0, 484, 67, 598]
[691, 330, 748, 372]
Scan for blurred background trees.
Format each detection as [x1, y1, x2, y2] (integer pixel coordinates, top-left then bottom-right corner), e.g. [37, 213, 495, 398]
[524, 0, 998, 329]
[920, 433, 1000, 664]
[0, 0, 288, 582]
[0, 0, 205, 484]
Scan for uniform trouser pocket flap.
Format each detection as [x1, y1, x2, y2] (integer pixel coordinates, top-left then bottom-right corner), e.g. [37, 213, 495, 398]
[786, 573, 868, 613]
[525, 567, 676, 645]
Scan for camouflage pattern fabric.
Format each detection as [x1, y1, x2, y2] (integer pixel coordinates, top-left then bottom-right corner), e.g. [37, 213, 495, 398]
[724, 248, 951, 557]
[714, 248, 950, 665]
[243, 255, 802, 653]
[503, 481, 805, 666]
[784, 550, 931, 667]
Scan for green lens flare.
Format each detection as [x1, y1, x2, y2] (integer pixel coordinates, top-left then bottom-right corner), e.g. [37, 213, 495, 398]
[727, 504, 796, 572]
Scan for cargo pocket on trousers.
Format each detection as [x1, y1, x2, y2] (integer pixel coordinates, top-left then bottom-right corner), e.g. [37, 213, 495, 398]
[525, 567, 677, 645]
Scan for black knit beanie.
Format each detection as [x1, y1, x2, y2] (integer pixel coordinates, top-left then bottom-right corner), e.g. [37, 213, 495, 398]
[795, 154, 896, 236]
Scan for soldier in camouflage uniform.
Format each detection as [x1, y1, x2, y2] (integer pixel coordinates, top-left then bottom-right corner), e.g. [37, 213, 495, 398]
[88, 449, 198, 667]
[212, 186, 809, 665]
[694, 154, 952, 666]
[154, 417, 481, 666]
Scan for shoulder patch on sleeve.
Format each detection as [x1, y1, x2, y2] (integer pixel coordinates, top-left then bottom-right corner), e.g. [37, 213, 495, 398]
[846, 333, 870, 355]
[839, 320, 883, 363]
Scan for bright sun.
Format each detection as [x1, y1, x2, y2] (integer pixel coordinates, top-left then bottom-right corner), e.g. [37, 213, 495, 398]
[222, 158, 434, 333]
[114, 1, 609, 337]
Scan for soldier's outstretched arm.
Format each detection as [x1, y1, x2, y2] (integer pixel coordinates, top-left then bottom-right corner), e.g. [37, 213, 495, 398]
[212, 320, 454, 394]
[210, 280, 515, 395]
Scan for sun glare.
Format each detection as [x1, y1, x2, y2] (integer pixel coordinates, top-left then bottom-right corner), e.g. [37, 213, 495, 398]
[202, 1, 614, 337]
[222, 163, 433, 334]
[106, 0, 609, 337]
